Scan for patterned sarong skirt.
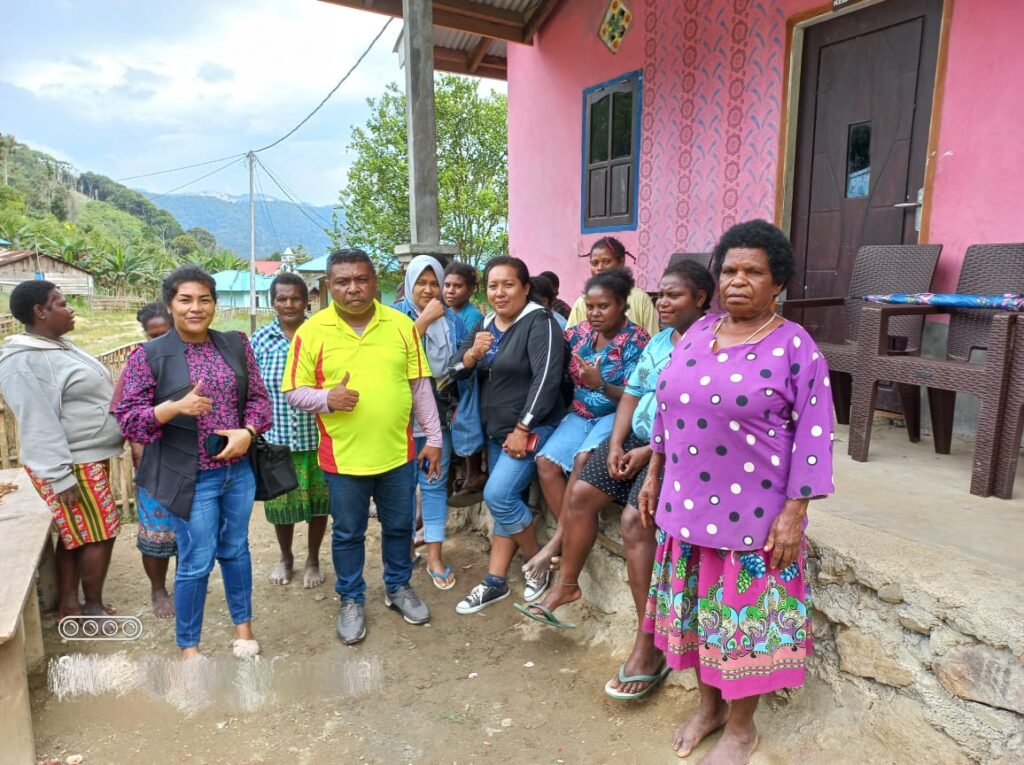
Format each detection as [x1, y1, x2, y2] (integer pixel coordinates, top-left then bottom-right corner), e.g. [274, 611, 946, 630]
[26, 461, 121, 550]
[642, 528, 812, 700]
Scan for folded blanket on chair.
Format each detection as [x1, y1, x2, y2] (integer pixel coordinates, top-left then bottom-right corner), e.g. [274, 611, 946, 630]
[863, 293, 1024, 311]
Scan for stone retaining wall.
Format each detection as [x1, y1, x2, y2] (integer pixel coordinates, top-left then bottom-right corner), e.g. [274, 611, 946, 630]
[448, 500, 1024, 763]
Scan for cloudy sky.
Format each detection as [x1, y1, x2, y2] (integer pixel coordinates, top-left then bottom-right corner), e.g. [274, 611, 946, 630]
[0, 0, 466, 205]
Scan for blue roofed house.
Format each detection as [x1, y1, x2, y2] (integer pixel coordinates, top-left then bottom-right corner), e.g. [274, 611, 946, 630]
[211, 270, 275, 309]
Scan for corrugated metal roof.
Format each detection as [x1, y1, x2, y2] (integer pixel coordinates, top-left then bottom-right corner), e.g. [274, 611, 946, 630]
[0, 249, 92, 274]
[475, 0, 541, 13]
[431, 27, 507, 57]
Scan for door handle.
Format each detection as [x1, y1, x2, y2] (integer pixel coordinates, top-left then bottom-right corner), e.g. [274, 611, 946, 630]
[894, 188, 925, 232]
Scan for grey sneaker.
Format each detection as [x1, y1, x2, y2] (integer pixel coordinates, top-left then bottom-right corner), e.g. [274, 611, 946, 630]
[385, 584, 430, 625]
[336, 600, 366, 645]
[455, 581, 510, 615]
[523, 569, 550, 603]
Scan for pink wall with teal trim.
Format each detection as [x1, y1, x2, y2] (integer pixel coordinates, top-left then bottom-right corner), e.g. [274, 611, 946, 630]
[506, 0, 1024, 295]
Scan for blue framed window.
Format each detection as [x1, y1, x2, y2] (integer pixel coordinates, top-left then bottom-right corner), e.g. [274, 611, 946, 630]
[581, 70, 642, 233]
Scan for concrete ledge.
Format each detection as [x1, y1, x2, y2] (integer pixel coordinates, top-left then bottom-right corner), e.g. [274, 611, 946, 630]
[446, 491, 1024, 763]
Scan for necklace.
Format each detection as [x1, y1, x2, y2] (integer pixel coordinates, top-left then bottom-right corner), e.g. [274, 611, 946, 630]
[712, 314, 778, 350]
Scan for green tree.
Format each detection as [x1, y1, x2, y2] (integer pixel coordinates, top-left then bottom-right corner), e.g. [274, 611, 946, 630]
[169, 233, 201, 260]
[186, 226, 217, 252]
[189, 248, 246, 273]
[335, 75, 508, 271]
[0, 185, 26, 215]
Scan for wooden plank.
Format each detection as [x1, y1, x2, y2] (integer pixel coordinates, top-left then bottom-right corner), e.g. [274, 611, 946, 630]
[0, 469, 52, 644]
[523, 0, 561, 41]
[434, 47, 507, 80]
[467, 36, 491, 73]
[318, 0, 529, 43]
[0, 620, 36, 764]
[434, 0, 524, 27]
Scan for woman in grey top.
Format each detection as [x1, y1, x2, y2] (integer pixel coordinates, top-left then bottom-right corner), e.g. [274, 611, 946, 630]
[0, 281, 124, 620]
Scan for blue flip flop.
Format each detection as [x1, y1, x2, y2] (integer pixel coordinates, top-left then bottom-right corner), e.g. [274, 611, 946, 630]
[513, 601, 576, 630]
[427, 564, 456, 591]
[603, 661, 672, 700]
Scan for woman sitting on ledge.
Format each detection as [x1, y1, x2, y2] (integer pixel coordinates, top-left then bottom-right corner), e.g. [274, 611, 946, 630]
[516, 259, 714, 707]
[638, 220, 835, 761]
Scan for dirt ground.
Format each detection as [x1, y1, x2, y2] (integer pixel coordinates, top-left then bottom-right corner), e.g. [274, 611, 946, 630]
[31, 514, 891, 765]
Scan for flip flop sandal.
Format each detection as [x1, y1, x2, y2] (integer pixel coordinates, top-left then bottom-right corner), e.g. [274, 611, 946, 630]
[428, 565, 456, 591]
[512, 601, 576, 630]
[604, 661, 672, 700]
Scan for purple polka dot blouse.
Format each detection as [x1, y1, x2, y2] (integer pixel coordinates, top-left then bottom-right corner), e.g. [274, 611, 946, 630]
[651, 314, 835, 551]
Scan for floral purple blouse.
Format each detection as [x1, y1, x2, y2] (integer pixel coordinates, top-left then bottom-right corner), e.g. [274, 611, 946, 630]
[651, 314, 835, 551]
[115, 336, 272, 471]
[566, 320, 649, 419]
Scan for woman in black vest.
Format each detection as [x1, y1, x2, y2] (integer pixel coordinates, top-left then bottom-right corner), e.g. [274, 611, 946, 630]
[116, 266, 272, 659]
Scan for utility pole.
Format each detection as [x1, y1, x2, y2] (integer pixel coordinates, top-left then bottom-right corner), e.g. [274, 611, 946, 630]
[394, 0, 457, 267]
[248, 151, 257, 334]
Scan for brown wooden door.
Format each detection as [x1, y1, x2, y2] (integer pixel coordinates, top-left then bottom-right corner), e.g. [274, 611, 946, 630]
[790, 0, 944, 342]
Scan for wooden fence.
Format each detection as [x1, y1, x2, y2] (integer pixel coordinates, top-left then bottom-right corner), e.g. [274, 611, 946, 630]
[0, 314, 18, 337]
[0, 342, 142, 517]
[87, 296, 147, 312]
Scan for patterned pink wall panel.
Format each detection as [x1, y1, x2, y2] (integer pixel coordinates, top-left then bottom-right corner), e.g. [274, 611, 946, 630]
[508, 0, 787, 289]
[633, 0, 786, 285]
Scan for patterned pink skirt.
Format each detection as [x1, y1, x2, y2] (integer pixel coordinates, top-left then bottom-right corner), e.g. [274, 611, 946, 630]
[642, 529, 812, 700]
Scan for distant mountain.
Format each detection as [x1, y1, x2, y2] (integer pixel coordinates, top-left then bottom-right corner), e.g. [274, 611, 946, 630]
[148, 192, 340, 258]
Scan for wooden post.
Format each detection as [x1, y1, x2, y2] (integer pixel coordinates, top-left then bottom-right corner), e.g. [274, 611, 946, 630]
[0, 620, 36, 764]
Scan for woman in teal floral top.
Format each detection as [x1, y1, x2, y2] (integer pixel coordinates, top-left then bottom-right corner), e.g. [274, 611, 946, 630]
[522, 268, 649, 588]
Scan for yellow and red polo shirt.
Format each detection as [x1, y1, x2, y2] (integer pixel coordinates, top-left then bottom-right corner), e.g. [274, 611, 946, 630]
[282, 301, 431, 476]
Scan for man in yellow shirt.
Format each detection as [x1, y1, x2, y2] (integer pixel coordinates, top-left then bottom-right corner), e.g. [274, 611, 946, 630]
[283, 249, 442, 644]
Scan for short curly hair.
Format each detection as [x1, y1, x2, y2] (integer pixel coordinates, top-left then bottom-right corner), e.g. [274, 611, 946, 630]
[710, 219, 795, 286]
[9, 280, 58, 326]
[584, 266, 635, 303]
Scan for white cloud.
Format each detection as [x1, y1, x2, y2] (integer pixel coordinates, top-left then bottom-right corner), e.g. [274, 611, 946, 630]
[5, 0, 400, 131]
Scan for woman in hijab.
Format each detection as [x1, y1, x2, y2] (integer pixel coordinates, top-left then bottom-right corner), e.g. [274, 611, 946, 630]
[393, 255, 468, 590]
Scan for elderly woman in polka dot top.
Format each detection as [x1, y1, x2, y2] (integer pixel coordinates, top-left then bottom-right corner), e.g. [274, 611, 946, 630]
[636, 219, 835, 763]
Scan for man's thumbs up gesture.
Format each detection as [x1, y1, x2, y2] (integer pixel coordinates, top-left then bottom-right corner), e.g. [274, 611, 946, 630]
[327, 371, 359, 412]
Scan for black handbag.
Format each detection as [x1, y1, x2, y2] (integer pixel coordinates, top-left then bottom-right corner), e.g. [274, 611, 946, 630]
[250, 435, 299, 501]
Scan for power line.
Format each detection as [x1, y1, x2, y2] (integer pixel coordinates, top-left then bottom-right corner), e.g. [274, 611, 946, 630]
[257, 157, 333, 229]
[113, 18, 391, 187]
[116, 153, 246, 182]
[255, 156, 332, 234]
[252, 164, 282, 252]
[148, 155, 245, 201]
[252, 17, 393, 155]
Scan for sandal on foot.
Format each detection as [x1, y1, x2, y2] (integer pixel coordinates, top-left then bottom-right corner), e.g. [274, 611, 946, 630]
[428, 565, 456, 591]
[604, 661, 671, 700]
[512, 602, 576, 630]
[231, 638, 260, 658]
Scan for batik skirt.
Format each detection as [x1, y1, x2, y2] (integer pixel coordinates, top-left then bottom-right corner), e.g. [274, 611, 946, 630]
[263, 449, 331, 525]
[26, 461, 120, 550]
[642, 528, 812, 700]
[136, 484, 177, 558]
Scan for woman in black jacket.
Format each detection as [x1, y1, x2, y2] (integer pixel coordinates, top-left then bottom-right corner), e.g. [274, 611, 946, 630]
[450, 256, 566, 615]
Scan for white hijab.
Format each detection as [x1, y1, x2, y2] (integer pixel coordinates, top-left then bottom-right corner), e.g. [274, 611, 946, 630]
[404, 255, 453, 379]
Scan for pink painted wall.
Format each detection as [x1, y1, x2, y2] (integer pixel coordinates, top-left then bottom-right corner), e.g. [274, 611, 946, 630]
[507, 0, 1024, 297]
[508, 0, 791, 292]
[507, 0, 646, 294]
[925, 0, 1024, 290]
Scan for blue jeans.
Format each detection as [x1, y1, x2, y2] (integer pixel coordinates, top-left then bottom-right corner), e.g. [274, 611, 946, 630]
[413, 429, 452, 544]
[536, 412, 616, 472]
[169, 461, 256, 649]
[483, 424, 556, 537]
[324, 461, 416, 603]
